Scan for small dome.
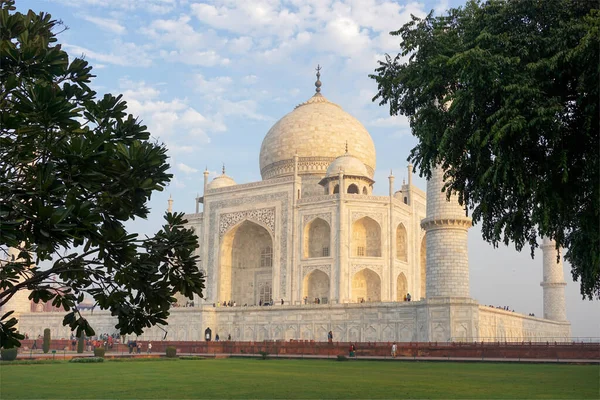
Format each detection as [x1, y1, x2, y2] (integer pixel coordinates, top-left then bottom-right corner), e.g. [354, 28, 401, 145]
[207, 174, 236, 190]
[326, 153, 370, 178]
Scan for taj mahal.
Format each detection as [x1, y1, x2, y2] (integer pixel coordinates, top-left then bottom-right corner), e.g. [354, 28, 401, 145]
[12, 73, 571, 343]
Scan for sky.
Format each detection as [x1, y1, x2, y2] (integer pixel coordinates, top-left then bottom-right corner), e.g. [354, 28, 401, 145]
[19, 0, 599, 338]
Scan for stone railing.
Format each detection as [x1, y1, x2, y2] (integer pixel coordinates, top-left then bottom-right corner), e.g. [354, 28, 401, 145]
[297, 194, 339, 204]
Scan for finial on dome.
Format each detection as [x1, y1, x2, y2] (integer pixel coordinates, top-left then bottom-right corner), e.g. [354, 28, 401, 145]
[345, 141, 348, 154]
[315, 64, 322, 94]
[222, 163, 226, 175]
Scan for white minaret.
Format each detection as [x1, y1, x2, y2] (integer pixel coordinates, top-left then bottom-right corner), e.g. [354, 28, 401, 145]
[421, 166, 472, 298]
[540, 238, 567, 321]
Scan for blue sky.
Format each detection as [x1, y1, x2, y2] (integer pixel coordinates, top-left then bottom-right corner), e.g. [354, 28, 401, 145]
[20, 0, 599, 338]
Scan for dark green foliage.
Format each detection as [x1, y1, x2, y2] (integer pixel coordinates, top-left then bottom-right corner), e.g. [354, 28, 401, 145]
[258, 351, 269, 360]
[77, 332, 84, 354]
[180, 356, 204, 360]
[0, 0, 205, 349]
[69, 357, 104, 363]
[165, 346, 177, 358]
[371, 0, 599, 299]
[42, 329, 50, 354]
[336, 355, 348, 361]
[93, 347, 105, 357]
[1, 347, 18, 361]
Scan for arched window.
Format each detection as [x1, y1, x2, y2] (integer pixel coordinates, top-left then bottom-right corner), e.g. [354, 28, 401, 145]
[362, 186, 368, 195]
[396, 224, 407, 261]
[352, 217, 381, 257]
[333, 184, 339, 194]
[347, 184, 359, 194]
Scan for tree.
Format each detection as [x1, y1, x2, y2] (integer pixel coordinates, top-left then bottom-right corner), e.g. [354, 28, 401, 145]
[0, 1, 205, 348]
[371, 0, 599, 299]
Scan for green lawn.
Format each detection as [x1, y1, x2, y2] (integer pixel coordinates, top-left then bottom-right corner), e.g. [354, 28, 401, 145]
[1, 358, 598, 399]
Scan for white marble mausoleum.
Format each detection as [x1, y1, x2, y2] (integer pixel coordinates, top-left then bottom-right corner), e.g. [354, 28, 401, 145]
[9, 75, 571, 343]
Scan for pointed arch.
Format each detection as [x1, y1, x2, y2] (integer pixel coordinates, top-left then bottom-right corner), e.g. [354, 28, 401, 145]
[333, 184, 339, 194]
[302, 269, 330, 302]
[396, 272, 408, 301]
[352, 268, 381, 302]
[219, 220, 273, 306]
[396, 223, 408, 261]
[303, 217, 331, 258]
[347, 183, 359, 194]
[352, 216, 381, 257]
[362, 186, 368, 195]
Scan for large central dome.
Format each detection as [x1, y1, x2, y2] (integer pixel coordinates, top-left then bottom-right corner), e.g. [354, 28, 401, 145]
[259, 92, 376, 180]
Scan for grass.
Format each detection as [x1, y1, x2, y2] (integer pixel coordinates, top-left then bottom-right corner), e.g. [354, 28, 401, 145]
[1, 358, 597, 399]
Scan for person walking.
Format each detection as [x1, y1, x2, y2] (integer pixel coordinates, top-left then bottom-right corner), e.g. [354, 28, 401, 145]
[147, 342, 152, 354]
[391, 342, 397, 358]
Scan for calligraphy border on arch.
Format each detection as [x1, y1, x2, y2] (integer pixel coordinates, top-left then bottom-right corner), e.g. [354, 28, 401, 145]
[218, 207, 276, 238]
[350, 264, 383, 279]
[301, 264, 332, 278]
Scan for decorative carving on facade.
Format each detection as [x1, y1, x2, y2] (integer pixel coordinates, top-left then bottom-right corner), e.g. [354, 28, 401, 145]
[420, 217, 472, 230]
[297, 194, 339, 204]
[351, 212, 384, 225]
[346, 194, 389, 203]
[351, 264, 383, 279]
[302, 212, 332, 226]
[218, 207, 276, 238]
[301, 264, 331, 278]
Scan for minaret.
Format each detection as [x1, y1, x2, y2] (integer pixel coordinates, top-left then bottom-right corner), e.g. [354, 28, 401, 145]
[420, 166, 472, 298]
[203, 167, 210, 195]
[167, 194, 173, 213]
[540, 238, 567, 321]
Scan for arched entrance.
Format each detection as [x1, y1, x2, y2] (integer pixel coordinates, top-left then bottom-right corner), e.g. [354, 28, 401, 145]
[396, 272, 408, 301]
[219, 220, 273, 305]
[352, 217, 381, 257]
[352, 268, 381, 302]
[302, 269, 330, 303]
[303, 218, 331, 258]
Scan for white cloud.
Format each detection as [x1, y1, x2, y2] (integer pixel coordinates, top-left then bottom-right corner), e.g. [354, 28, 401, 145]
[118, 79, 224, 144]
[242, 75, 258, 85]
[80, 15, 126, 34]
[177, 163, 199, 174]
[192, 75, 233, 95]
[63, 41, 152, 67]
[170, 177, 186, 189]
[369, 115, 410, 128]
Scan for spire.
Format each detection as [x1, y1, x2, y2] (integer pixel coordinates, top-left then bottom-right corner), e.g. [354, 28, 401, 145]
[345, 140, 348, 154]
[315, 64, 322, 94]
[167, 194, 173, 213]
[222, 163, 226, 175]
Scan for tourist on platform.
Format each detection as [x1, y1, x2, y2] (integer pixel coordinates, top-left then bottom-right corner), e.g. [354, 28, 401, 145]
[327, 331, 333, 343]
[391, 342, 397, 358]
[281, 298, 284, 305]
[215, 334, 220, 342]
[228, 334, 231, 341]
[259, 299, 263, 306]
[406, 293, 411, 302]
